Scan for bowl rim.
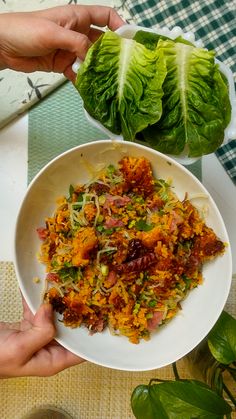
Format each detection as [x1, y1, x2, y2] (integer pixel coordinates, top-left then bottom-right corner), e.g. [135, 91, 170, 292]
[13, 140, 233, 371]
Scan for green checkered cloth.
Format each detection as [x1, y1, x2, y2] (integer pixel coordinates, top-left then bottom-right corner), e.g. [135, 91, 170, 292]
[124, 0, 236, 185]
[215, 140, 236, 184]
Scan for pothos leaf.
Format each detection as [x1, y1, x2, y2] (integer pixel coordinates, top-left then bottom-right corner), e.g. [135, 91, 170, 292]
[131, 380, 232, 419]
[208, 310, 236, 365]
[131, 385, 168, 419]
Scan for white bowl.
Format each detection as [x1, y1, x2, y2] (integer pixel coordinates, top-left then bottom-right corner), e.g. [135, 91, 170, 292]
[73, 25, 236, 166]
[14, 140, 232, 371]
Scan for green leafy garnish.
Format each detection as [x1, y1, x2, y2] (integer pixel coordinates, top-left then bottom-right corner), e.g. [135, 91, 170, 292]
[148, 300, 157, 308]
[58, 267, 79, 282]
[67, 184, 75, 202]
[96, 225, 115, 235]
[182, 274, 192, 290]
[135, 220, 154, 231]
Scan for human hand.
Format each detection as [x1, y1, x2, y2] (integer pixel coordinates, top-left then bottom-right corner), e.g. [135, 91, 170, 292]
[0, 5, 125, 81]
[0, 299, 84, 378]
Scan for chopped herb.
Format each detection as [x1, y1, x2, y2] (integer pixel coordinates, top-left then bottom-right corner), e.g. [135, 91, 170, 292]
[143, 272, 150, 281]
[159, 190, 169, 201]
[98, 195, 106, 205]
[128, 220, 136, 229]
[101, 264, 109, 276]
[182, 240, 192, 250]
[126, 203, 134, 210]
[136, 277, 143, 285]
[134, 196, 145, 204]
[107, 164, 115, 176]
[148, 300, 157, 308]
[135, 219, 154, 231]
[133, 303, 140, 314]
[58, 267, 79, 282]
[182, 274, 192, 290]
[77, 192, 84, 202]
[97, 214, 104, 223]
[155, 179, 171, 201]
[51, 259, 59, 268]
[68, 184, 75, 201]
[96, 225, 115, 235]
[155, 179, 170, 188]
[64, 261, 73, 268]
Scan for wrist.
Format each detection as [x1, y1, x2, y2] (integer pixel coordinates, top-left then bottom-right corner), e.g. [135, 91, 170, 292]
[0, 14, 8, 70]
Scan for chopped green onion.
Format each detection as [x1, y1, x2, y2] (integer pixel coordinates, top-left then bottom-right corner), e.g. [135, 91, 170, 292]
[133, 303, 140, 315]
[98, 195, 106, 205]
[148, 300, 157, 308]
[101, 264, 109, 276]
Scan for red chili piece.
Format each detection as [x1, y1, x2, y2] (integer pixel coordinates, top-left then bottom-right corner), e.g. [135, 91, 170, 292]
[115, 252, 156, 274]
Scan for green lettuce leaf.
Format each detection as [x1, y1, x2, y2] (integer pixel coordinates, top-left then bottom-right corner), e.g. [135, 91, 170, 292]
[133, 30, 194, 49]
[141, 40, 231, 157]
[75, 31, 166, 141]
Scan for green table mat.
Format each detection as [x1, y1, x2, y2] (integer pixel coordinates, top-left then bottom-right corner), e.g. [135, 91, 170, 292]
[28, 81, 107, 183]
[28, 80, 201, 182]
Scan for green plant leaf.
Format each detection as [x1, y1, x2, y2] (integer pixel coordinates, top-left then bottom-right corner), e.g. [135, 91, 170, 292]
[208, 311, 236, 365]
[131, 380, 232, 418]
[131, 385, 169, 419]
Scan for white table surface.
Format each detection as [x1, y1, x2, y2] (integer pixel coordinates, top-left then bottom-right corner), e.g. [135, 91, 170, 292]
[0, 114, 236, 275]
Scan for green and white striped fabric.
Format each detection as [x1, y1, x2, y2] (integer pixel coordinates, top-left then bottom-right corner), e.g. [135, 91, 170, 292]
[124, 0, 236, 185]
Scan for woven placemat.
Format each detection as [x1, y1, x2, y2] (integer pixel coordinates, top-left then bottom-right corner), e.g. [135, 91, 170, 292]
[0, 262, 235, 419]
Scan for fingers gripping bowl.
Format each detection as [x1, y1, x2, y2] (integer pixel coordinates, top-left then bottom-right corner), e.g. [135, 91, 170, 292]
[14, 141, 232, 371]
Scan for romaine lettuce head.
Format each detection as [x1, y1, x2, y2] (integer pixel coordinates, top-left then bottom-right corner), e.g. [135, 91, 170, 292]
[141, 39, 231, 157]
[75, 31, 166, 141]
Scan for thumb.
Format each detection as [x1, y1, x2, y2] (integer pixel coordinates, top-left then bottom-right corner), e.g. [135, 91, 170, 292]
[49, 25, 91, 61]
[20, 304, 56, 361]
